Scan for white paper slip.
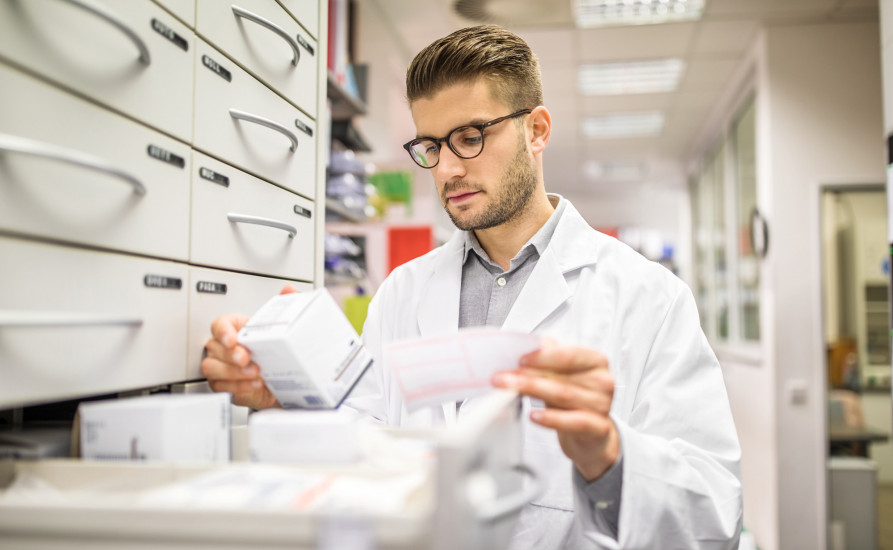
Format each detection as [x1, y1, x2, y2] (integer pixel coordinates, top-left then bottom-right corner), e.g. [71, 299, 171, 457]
[386, 328, 541, 411]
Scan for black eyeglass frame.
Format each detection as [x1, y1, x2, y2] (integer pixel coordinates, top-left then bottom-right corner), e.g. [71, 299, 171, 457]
[402, 109, 533, 169]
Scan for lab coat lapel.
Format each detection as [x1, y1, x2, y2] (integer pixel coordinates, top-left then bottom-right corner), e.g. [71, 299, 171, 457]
[501, 246, 570, 333]
[417, 231, 463, 339]
[415, 231, 464, 425]
[501, 198, 602, 334]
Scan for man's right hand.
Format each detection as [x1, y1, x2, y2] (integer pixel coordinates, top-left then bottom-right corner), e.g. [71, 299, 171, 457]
[200, 285, 297, 410]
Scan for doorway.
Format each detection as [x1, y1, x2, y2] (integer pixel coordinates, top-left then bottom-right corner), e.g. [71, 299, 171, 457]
[820, 185, 893, 550]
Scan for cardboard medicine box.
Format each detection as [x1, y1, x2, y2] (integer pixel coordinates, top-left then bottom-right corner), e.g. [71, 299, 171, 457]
[78, 393, 231, 462]
[237, 289, 372, 409]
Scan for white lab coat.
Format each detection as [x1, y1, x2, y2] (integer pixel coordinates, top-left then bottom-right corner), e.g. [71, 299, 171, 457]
[348, 197, 743, 549]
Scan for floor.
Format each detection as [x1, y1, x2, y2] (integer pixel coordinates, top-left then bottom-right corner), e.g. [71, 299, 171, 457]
[880, 483, 893, 550]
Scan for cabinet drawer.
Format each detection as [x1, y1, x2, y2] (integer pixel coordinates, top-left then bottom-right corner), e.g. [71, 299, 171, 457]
[193, 38, 317, 200]
[0, 65, 190, 261]
[196, 0, 318, 117]
[0, 0, 195, 142]
[190, 150, 316, 281]
[153, 0, 196, 28]
[277, 0, 319, 39]
[0, 238, 189, 409]
[186, 266, 312, 378]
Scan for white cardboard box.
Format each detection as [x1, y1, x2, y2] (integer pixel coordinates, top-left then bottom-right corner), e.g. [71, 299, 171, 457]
[249, 408, 359, 463]
[237, 289, 372, 409]
[79, 393, 231, 462]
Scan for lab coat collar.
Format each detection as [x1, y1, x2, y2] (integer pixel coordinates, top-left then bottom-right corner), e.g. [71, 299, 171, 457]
[502, 196, 603, 332]
[543, 194, 606, 274]
[416, 195, 605, 338]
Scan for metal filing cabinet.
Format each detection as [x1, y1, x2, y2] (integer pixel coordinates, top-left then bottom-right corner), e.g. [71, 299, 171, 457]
[0, 0, 327, 409]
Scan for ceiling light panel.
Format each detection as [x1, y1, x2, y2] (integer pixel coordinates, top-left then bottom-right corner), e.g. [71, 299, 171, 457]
[584, 160, 647, 181]
[573, 0, 705, 28]
[582, 111, 664, 138]
[579, 58, 685, 95]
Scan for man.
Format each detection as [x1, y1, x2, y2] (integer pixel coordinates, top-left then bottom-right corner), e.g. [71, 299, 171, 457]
[203, 25, 742, 549]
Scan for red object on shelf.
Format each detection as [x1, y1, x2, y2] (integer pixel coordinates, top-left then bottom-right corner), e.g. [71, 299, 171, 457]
[594, 226, 619, 239]
[388, 226, 433, 273]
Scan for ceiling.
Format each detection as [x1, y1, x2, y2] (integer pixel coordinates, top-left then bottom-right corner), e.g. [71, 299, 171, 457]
[366, 0, 879, 199]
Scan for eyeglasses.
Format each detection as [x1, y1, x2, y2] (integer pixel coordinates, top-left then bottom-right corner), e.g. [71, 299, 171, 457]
[403, 109, 532, 169]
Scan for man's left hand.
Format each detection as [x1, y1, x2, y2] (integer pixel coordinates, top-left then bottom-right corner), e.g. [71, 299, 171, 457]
[492, 339, 620, 481]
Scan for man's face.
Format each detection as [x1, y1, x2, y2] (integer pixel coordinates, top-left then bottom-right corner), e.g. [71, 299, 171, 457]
[409, 81, 538, 231]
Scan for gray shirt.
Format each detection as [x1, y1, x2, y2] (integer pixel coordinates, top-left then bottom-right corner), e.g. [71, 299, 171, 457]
[456, 197, 622, 540]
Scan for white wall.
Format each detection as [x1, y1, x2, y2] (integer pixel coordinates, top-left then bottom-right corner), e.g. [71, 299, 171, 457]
[692, 21, 885, 550]
[765, 21, 884, 550]
[709, 33, 780, 550]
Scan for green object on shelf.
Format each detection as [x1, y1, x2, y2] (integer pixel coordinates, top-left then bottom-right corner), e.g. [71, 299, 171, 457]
[344, 294, 373, 335]
[369, 171, 413, 205]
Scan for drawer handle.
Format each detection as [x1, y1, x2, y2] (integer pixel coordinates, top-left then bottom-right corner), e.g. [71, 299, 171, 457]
[60, 0, 151, 65]
[227, 213, 296, 238]
[0, 310, 143, 328]
[232, 5, 300, 66]
[0, 133, 147, 196]
[229, 109, 298, 152]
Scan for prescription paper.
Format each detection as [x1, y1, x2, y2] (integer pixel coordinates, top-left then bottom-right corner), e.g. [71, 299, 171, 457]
[385, 329, 541, 411]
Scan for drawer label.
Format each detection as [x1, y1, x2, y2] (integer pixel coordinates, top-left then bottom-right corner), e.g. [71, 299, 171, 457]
[151, 18, 188, 52]
[293, 205, 312, 218]
[196, 281, 228, 295]
[144, 275, 183, 290]
[147, 145, 185, 168]
[199, 166, 230, 187]
[294, 119, 313, 137]
[296, 34, 314, 56]
[202, 55, 232, 82]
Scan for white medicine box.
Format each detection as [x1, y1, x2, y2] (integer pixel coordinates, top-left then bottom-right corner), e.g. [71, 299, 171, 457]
[78, 393, 231, 462]
[237, 289, 372, 409]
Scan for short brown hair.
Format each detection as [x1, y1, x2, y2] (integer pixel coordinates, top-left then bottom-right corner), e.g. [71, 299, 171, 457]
[405, 25, 543, 111]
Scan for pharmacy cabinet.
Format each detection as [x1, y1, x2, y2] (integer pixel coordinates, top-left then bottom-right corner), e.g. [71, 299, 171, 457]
[186, 267, 313, 379]
[0, 64, 190, 261]
[153, 0, 196, 28]
[278, 0, 320, 38]
[0, 0, 195, 142]
[0, 0, 327, 409]
[190, 150, 316, 281]
[0, 237, 189, 408]
[196, 0, 319, 117]
[193, 37, 318, 200]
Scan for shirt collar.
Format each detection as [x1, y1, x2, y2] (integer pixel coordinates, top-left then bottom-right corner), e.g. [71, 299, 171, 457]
[461, 195, 567, 268]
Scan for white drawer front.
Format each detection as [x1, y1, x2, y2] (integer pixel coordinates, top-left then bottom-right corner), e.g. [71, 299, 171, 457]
[196, 0, 318, 118]
[186, 266, 312, 379]
[193, 39, 317, 200]
[0, 0, 195, 142]
[0, 65, 190, 261]
[153, 0, 196, 28]
[190, 150, 316, 281]
[277, 0, 319, 39]
[0, 238, 189, 409]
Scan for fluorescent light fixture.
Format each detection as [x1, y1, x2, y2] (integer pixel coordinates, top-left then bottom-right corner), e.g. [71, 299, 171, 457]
[584, 160, 647, 181]
[579, 58, 685, 95]
[582, 111, 664, 138]
[573, 0, 705, 28]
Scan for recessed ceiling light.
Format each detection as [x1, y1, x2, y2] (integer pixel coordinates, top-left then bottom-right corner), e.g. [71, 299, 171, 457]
[584, 160, 647, 181]
[582, 111, 664, 138]
[573, 0, 705, 27]
[579, 58, 685, 95]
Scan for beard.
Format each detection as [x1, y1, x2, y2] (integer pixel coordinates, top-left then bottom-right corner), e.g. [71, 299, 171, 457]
[440, 138, 537, 231]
